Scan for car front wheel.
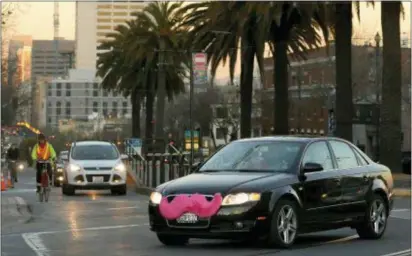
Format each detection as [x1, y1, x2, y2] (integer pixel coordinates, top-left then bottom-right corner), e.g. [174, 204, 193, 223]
[157, 234, 189, 246]
[267, 199, 299, 248]
[62, 183, 75, 196]
[356, 194, 388, 239]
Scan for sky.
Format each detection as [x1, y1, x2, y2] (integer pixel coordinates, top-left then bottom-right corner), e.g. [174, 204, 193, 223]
[9, 2, 411, 41]
[5, 1, 412, 81]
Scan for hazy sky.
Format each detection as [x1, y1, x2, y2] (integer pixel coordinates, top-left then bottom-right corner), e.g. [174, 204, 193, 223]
[9, 2, 411, 41]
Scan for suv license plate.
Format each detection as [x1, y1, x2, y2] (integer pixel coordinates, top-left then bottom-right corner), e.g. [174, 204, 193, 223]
[92, 176, 104, 183]
[176, 213, 198, 224]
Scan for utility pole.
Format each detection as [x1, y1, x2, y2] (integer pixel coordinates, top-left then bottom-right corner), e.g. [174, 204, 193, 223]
[374, 32, 381, 161]
[297, 64, 302, 133]
[189, 53, 194, 167]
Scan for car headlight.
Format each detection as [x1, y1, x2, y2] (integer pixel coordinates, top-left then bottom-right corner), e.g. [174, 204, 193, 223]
[57, 168, 63, 172]
[150, 192, 162, 205]
[68, 164, 81, 172]
[222, 193, 261, 206]
[18, 164, 24, 170]
[114, 163, 126, 172]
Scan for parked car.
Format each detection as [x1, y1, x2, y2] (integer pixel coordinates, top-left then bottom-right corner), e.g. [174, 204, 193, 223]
[54, 151, 68, 187]
[62, 141, 128, 196]
[402, 151, 411, 174]
[148, 136, 394, 248]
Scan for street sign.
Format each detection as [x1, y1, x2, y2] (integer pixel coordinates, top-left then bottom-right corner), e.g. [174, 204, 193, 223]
[192, 53, 208, 85]
[126, 138, 142, 155]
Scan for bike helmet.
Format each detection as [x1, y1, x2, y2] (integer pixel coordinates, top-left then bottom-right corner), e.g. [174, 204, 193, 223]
[38, 133, 46, 140]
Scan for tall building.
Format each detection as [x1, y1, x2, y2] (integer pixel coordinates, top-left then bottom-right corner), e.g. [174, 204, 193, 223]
[75, 1, 146, 69]
[31, 39, 75, 83]
[30, 39, 75, 127]
[45, 69, 132, 129]
[8, 35, 32, 87]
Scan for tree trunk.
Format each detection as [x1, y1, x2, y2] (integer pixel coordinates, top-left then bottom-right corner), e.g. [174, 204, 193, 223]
[273, 40, 289, 135]
[239, 34, 254, 138]
[380, 2, 402, 171]
[334, 2, 353, 141]
[154, 40, 167, 145]
[131, 91, 141, 138]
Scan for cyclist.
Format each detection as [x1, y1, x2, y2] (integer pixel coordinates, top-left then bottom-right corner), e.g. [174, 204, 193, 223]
[6, 143, 20, 186]
[31, 133, 56, 193]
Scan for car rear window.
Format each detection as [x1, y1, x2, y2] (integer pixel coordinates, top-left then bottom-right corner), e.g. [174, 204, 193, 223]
[71, 144, 119, 160]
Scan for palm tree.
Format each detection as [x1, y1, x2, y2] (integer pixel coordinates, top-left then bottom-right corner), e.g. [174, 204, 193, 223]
[380, 2, 403, 171]
[181, 2, 267, 139]
[130, 2, 188, 142]
[96, 22, 144, 138]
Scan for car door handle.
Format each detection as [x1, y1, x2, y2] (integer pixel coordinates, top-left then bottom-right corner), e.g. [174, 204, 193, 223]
[333, 178, 341, 186]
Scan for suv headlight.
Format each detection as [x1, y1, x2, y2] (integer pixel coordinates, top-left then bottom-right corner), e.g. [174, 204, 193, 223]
[222, 193, 261, 206]
[68, 164, 81, 172]
[114, 163, 126, 172]
[150, 192, 162, 204]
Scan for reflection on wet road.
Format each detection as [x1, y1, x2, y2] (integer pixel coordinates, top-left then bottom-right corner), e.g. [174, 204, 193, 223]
[1, 170, 411, 256]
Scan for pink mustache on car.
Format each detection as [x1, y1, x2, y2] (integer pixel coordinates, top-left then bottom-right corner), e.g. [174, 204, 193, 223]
[159, 193, 223, 220]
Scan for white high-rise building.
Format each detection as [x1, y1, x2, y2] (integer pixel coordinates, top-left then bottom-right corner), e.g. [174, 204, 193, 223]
[75, 1, 146, 70]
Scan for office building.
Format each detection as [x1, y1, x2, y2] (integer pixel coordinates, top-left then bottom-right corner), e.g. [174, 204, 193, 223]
[75, 1, 146, 69]
[45, 69, 132, 129]
[8, 35, 32, 87]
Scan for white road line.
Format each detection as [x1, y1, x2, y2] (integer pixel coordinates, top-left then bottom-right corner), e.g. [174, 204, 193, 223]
[106, 206, 139, 210]
[380, 249, 411, 256]
[392, 209, 410, 212]
[22, 223, 149, 256]
[322, 234, 359, 244]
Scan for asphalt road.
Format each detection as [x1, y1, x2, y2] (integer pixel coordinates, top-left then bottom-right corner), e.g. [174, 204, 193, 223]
[1, 169, 411, 256]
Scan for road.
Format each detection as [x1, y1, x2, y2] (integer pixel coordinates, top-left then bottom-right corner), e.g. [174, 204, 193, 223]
[1, 169, 411, 256]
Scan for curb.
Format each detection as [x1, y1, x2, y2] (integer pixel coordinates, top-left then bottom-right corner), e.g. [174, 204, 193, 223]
[14, 196, 33, 223]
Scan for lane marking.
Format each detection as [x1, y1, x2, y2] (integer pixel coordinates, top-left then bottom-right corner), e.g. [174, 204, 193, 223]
[392, 209, 410, 212]
[106, 206, 140, 210]
[22, 223, 149, 256]
[322, 234, 359, 245]
[380, 249, 411, 256]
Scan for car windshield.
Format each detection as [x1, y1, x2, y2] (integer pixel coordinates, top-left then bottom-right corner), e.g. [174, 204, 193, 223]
[199, 140, 304, 172]
[71, 144, 119, 160]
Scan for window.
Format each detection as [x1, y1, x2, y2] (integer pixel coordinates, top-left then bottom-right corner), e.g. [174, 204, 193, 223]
[199, 141, 303, 172]
[65, 102, 71, 118]
[56, 83, 62, 97]
[93, 102, 98, 113]
[122, 102, 128, 115]
[216, 127, 227, 139]
[215, 107, 227, 118]
[352, 147, 370, 166]
[112, 102, 118, 115]
[97, 18, 111, 23]
[302, 141, 334, 171]
[113, 91, 118, 97]
[48, 117, 52, 125]
[93, 83, 99, 97]
[103, 90, 108, 97]
[103, 102, 108, 116]
[97, 25, 111, 30]
[48, 88, 52, 96]
[329, 140, 359, 169]
[56, 101, 61, 115]
[97, 11, 111, 16]
[71, 144, 119, 160]
[66, 83, 71, 97]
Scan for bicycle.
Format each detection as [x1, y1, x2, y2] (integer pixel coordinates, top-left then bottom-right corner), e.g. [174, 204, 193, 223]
[37, 160, 51, 202]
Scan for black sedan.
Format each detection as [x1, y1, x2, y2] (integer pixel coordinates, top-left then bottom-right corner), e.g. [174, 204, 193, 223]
[148, 136, 394, 248]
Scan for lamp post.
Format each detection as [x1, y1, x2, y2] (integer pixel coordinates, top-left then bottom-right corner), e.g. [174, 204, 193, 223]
[374, 32, 381, 161]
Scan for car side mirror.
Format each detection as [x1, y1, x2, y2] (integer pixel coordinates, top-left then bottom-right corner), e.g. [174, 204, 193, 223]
[191, 162, 202, 172]
[302, 162, 323, 173]
[121, 154, 129, 161]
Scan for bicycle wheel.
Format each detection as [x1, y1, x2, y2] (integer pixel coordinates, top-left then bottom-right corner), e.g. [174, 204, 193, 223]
[44, 187, 50, 202]
[38, 189, 44, 202]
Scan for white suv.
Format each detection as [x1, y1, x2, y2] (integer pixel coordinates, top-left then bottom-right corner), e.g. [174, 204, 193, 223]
[62, 141, 128, 196]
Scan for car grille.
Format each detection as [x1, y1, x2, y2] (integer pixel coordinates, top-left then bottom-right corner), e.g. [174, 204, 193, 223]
[165, 194, 213, 229]
[85, 174, 111, 182]
[84, 167, 112, 171]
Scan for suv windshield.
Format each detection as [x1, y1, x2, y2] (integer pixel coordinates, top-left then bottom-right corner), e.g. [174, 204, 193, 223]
[71, 144, 119, 160]
[199, 141, 304, 172]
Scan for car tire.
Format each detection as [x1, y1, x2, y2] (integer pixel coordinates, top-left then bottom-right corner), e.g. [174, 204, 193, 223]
[356, 194, 388, 239]
[156, 234, 189, 246]
[267, 199, 299, 248]
[53, 179, 61, 187]
[62, 184, 75, 196]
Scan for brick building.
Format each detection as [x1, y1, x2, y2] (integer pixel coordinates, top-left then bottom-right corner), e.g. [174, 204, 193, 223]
[261, 43, 411, 155]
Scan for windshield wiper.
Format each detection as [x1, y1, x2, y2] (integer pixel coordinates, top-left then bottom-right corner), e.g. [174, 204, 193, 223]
[234, 169, 278, 173]
[199, 169, 221, 173]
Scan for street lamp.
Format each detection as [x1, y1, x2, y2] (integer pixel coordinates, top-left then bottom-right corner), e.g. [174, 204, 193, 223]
[374, 32, 381, 161]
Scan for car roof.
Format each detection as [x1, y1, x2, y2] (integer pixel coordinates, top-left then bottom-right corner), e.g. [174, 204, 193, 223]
[234, 135, 347, 144]
[71, 141, 114, 147]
